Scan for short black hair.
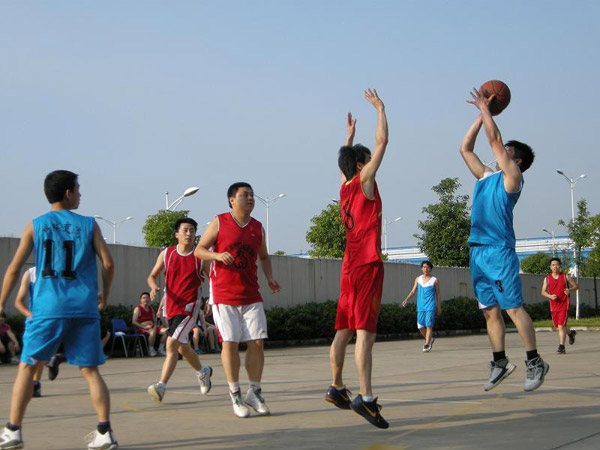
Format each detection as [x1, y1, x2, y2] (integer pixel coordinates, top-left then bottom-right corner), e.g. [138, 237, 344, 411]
[505, 140, 535, 173]
[44, 170, 78, 203]
[227, 182, 253, 209]
[173, 217, 198, 232]
[337, 144, 371, 180]
[421, 260, 433, 269]
[550, 257, 562, 265]
[140, 292, 150, 298]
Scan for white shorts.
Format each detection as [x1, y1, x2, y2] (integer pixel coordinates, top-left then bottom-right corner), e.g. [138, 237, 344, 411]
[212, 302, 268, 343]
[168, 301, 201, 344]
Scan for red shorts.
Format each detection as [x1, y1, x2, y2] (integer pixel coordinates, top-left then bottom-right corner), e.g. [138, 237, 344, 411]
[136, 326, 164, 335]
[550, 300, 569, 328]
[335, 262, 384, 333]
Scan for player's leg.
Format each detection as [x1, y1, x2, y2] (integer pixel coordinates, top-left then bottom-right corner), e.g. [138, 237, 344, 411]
[178, 342, 202, 371]
[8, 363, 38, 425]
[425, 326, 434, 347]
[330, 328, 354, 386]
[80, 367, 117, 450]
[192, 327, 201, 353]
[354, 329, 375, 397]
[160, 336, 180, 382]
[244, 339, 270, 415]
[32, 362, 44, 398]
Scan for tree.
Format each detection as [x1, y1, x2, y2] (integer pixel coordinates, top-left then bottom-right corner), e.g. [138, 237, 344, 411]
[306, 202, 345, 258]
[273, 250, 286, 256]
[414, 178, 471, 267]
[558, 199, 594, 276]
[521, 252, 551, 274]
[142, 209, 190, 248]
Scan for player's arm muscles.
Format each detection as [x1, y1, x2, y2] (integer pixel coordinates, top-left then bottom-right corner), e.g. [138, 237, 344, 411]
[0, 223, 34, 313]
[565, 275, 579, 292]
[540, 277, 552, 299]
[402, 278, 418, 306]
[147, 251, 165, 300]
[132, 307, 141, 328]
[360, 89, 388, 198]
[14, 271, 32, 319]
[195, 218, 232, 264]
[258, 228, 281, 293]
[92, 222, 114, 305]
[460, 115, 489, 179]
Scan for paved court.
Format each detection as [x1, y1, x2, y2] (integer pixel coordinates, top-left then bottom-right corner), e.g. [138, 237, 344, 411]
[1, 331, 599, 450]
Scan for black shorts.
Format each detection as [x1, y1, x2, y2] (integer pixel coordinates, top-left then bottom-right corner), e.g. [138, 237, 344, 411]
[167, 314, 196, 344]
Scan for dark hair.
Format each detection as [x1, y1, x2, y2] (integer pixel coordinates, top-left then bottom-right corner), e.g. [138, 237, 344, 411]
[44, 170, 78, 203]
[140, 292, 150, 299]
[226, 182, 253, 209]
[505, 140, 535, 173]
[337, 144, 371, 180]
[173, 218, 198, 232]
[550, 257, 562, 265]
[421, 260, 433, 269]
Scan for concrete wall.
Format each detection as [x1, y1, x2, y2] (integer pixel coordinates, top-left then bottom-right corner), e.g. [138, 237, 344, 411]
[1, 237, 597, 314]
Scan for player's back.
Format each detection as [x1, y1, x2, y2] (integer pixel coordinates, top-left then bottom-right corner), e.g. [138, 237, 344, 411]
[31, 210, 98, 320]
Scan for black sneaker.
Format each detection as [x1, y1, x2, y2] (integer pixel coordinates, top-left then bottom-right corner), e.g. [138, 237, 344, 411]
[32, 382, 41, 398]
[47, 353, 65, 381]
[350, 395, 389, 429]
[556, 345, 566, 354]
[568, 330, 577, 345]
[325, 386, 352, 409]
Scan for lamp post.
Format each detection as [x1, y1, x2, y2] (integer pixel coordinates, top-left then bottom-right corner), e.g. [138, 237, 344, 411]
[556, 169, 587, 319]
[255, 193, 286, 253]
[165, 187, 200, 211]
[383, 217, 402, 254]
[542, 228, 556, 256]
[94, 215, 134, 244]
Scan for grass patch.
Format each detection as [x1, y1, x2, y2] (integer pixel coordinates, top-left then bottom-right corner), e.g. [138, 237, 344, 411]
[532, 317, 600, 328]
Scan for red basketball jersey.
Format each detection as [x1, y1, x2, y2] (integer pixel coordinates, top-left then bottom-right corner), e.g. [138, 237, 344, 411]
[547, 273, 570, 311]
[136, 304, 154, 323]
[340, 173, 383, 272]
[210, 212, 263, 306]
[164, 245, 204, 319]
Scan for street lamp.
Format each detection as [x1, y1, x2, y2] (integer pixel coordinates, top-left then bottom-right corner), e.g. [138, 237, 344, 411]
[255, 193, 287, 253]
[94, 215, 134, 244]
[383, 217, 402, 254]
[165, 187, 200, 211]
[542, 228, 556, 256]
[556, 169, 587, 319]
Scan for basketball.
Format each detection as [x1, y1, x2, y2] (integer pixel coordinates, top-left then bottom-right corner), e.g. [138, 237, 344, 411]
[480, 80, 511, 115]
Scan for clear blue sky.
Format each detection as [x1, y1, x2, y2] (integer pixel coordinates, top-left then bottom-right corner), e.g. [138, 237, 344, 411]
[1, 1, 598, 253]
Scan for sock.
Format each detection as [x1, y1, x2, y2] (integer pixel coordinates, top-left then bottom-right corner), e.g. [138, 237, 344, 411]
[526, 349, 539, 361]
[249, 381, 261, 392]
[362, 395, 374, 402]
[97, 422, 111, 435]
[6, 423, 21, 432]
[228, 381, 240, 393]
[157, 381, 166, 387]
[492, 351, 506, 362]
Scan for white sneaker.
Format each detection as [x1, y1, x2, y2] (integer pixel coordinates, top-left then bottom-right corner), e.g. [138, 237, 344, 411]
[484, 359, 516, 391]
[245, 388, 270, 415]
[197, 366, 213, 395]
[230, 390, 251, 418]
[524, 356, 549, 392]
[0, 427, 23, 449]
[85, 430, 118, 450]
[147, 382, 166, 402]
[149, 348, 157, 357]
[157, 348, 166, 356]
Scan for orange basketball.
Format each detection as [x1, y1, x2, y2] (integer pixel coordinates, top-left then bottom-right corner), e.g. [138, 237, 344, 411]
[480, 80, 511, 115]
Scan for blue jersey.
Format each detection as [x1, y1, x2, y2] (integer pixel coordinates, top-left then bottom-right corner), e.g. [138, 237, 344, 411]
[468, 171, 522, 248]
[417, 275, 437, 312]
[31, 211, 99, 320]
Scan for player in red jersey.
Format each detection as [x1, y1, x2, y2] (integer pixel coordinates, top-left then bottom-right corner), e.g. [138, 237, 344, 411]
[146, 218, 213, 403]
[132, 292, 166, 356]
[195, 182, 280, 418]
[541, 257, 578, 354]
[325, 89, 390, 429]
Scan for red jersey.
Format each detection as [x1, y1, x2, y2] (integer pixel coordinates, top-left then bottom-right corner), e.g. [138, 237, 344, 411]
[164, 245, 204, 319]
[210, 212, 263, 306]
[340, 173, 383, 272]
[136, 304, 155, 323]
[547, 273, 570, 311]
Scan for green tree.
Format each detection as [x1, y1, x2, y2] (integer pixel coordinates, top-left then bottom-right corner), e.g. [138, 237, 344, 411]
[273, 250, 286, 256]
[558, 199, 594, 276]
[142, 209, 190, 248]
[520, 252, 551, 274]
[306, 202, 345, 258]
[414, 178, 471, 267]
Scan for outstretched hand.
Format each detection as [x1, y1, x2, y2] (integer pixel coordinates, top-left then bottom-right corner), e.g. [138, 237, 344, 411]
[347, 112, 356, 138]
[364, 88, 384, 110]
[467, 87, 494, 112]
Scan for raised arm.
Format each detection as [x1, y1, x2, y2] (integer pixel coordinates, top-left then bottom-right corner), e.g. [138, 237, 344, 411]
[467, 88, 521, 193]
[460, 115, 490, 179]
[195, 218, 234, 265]
[14, 270, 32, 319]
[401, 278, 419, 307]
[345, 112, 356, 147]
[92, 222, 114, 310]
[0, 223, 34, 314]
[147, 250, 165, 301]
[258, 228, 280, 294]
[360, 89, 388, 197]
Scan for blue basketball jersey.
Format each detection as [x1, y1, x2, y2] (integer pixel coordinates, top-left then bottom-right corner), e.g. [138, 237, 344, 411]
[417, 275, 437, 312]
[468, 171, 522, 248]
[31, 211, 99, 320]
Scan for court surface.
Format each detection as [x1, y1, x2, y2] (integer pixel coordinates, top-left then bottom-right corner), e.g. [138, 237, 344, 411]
[1, 331, 599, 450]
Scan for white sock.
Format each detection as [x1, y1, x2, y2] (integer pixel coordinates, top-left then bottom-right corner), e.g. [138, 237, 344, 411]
[249, 381, 261, 392]
[228, 381, 240, 393]
[158, 381, 166, 387]
[362, 395, 373, 402]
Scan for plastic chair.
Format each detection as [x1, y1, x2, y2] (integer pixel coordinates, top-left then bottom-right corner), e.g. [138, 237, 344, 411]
[109, 319, 149, 357]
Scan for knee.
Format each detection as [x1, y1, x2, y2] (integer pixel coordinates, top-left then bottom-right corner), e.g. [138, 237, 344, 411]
[165, 338, 179, 352]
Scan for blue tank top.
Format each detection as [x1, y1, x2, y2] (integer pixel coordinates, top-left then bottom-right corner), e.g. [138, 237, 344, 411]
[31, 211, 99, 320]
[468, 171, 522, 248]
[417, 275, 437, 312]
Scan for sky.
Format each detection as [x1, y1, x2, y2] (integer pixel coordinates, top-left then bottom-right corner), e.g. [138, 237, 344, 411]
[1, 1, 598, 254]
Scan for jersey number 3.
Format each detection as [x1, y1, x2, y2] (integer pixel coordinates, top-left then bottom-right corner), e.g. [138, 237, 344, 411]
[42, 239, 77, 279]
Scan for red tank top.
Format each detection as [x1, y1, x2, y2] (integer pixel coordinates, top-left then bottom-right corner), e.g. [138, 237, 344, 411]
[210, 212, 263, 305]
[547, 273, 569, 310]
[164, 245, 204, 318]
[340, 173, 383, 271]
[136, 304, 155, 324]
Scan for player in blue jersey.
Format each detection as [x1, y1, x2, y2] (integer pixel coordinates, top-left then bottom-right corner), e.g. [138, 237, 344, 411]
[0, 170, 118, 450]
[461, 89, 548, 393]
[402, 261, 441, 352]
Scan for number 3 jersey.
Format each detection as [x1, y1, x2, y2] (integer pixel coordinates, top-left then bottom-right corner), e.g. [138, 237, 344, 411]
[32, 210, 99, 320]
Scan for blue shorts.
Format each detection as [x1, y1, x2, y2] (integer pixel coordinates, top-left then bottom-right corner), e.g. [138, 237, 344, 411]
[21, 318, 105, 367]
[470, 245, 523, 310]
[417, 310, 435, 328]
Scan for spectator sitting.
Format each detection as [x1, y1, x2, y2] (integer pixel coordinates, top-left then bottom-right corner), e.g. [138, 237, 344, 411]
[132, 292, 166, 356]
[192, 308, 219, 354]
[0, 311, 20, 364]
